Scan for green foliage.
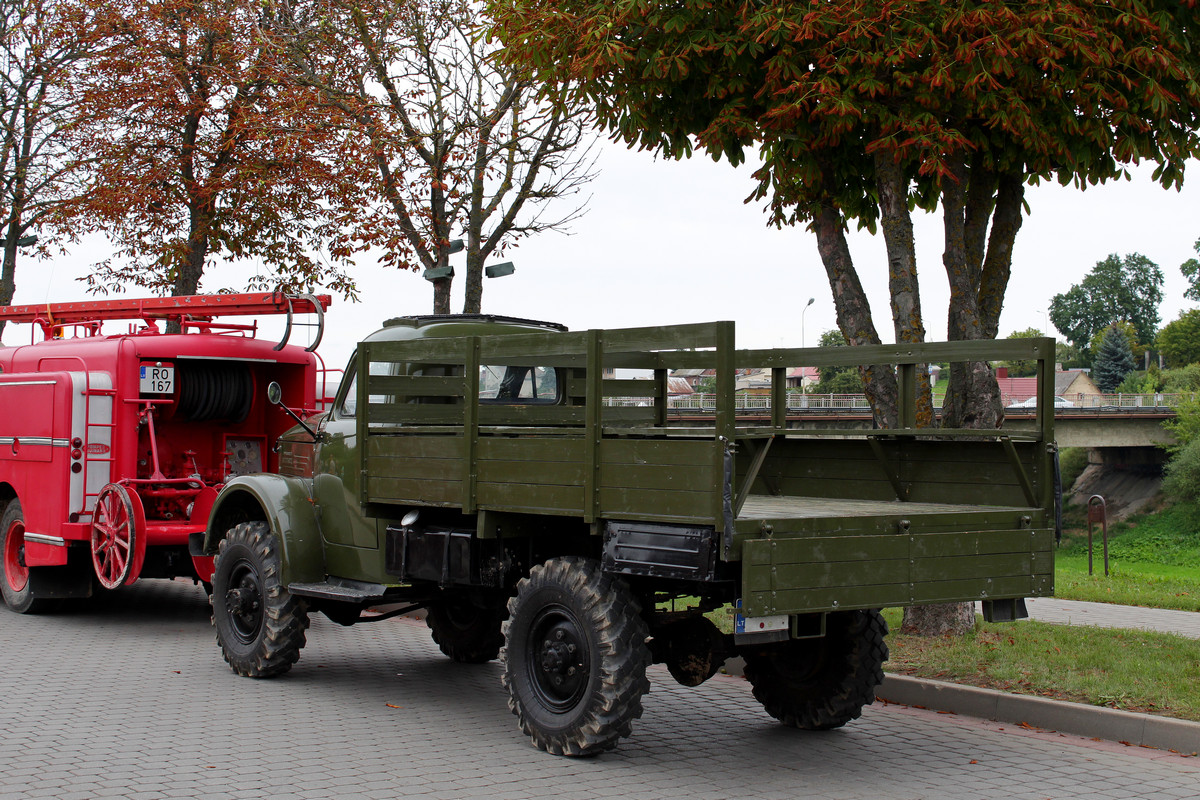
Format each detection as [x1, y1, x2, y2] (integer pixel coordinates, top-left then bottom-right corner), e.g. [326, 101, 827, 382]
[1163, 364, 1200, 392]
[818, 329, 847, 348]
[815, 370, 864, 395]
[1182, 237, 1200, 302]
[1049, 253, 1165, 356]
[999, 327, 1043, 377]
[1058, 503, 1200, 567]
[1058, 447, 1090, 490]
[1091, 326, 1137, 393]
[1088, 320, 1142, 362]
[1156, 309, 1200, 367]
[494, 2, 1200, 217]
[1164, 439, 1200, 502]
[812, 328, 856, 390]
[1164, 395, 1200, 453]
[1055, 340, 1083, 369]
[1115, 370, 1155, 394]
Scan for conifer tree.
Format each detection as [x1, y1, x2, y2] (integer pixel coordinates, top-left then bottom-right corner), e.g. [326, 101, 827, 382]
[1093, 326, 1137, 393]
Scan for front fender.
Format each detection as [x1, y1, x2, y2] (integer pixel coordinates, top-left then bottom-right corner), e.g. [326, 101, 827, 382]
[204, 475, 324, 586]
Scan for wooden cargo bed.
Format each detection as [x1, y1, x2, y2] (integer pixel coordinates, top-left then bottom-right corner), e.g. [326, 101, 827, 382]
[737, 495, 1039, 521]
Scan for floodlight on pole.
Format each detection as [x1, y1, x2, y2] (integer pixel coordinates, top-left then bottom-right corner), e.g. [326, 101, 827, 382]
[423, 266, 454, 281]
[485, 262, 515, 278]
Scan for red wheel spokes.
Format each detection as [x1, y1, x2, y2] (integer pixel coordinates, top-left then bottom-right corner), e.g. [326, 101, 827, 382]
[91, 485, 139, 589]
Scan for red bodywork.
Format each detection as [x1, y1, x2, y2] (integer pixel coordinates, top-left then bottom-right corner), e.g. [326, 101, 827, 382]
[0, 293, 330, 591]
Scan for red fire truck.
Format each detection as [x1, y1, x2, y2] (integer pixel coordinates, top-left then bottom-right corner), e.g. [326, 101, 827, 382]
[0, 293, 330, 613]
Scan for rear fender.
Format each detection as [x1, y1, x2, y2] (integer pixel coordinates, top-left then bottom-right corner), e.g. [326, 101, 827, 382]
[203, 475, 324, 585]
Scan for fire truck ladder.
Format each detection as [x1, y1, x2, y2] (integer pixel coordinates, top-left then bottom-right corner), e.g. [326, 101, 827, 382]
[50, 355, 116, 521]
[0, 292, 332, 347]
[80, 383, 118, 520]
[273, 293, 327, 352]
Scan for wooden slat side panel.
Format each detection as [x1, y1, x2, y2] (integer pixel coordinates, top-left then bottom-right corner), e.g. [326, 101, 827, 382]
[600, 438, 718, 467]
[746, 438, 1040, 506]
[479, 459, 587, 486]
[367, 455, 461, 481]
[477, 436, 586, 462]
[598, 462, 715, 493]
[367, 435, 463, 460]
[740, 528, 1054, 616]
[366, 476, 463, 506]
[597, 487, 714, 521]
[369, 375, 465, 397]
[474, 482, 585, 513]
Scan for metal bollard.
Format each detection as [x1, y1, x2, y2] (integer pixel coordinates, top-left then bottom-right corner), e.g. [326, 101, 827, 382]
[1086, 495, 1109, 577]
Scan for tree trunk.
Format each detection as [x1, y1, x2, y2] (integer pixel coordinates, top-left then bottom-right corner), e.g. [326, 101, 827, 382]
[811, 201, 898, 428]
[462, 246, 483, 314]
[903, 157, 1010, 638]
[432, 277, 452, 314]
[166, 208, 211, 333]
[0, 235, 17, 340]
[977, 173, 1024, 339]
[874, 152, 934, 428]
[900, 603, 976, 637]
[939, 158, 1003, 432]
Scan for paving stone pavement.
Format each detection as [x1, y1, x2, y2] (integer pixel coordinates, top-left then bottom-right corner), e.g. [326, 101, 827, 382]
[1021, 598, 1200, 639]
[2, 580, 1198, 800]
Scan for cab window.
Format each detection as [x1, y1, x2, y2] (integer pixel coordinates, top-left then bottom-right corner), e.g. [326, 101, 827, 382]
[479, 366, 559, 404]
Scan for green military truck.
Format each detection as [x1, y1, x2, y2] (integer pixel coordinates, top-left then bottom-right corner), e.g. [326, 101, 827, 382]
[202, 316, 1057, 756]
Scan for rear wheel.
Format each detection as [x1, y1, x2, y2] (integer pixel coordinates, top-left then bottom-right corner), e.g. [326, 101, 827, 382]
[0, 500, 51, 614]
[742, 609, 888, 730]
[502, 557, 650, 756]
[211, 521, 309, 677]
[426, 592, 507, 663]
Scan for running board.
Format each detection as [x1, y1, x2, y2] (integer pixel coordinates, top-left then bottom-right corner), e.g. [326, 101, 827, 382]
[288, 578, 390, 603]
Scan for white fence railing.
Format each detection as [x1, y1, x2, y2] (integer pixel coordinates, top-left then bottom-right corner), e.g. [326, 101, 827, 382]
[600, 392, 1196, 411]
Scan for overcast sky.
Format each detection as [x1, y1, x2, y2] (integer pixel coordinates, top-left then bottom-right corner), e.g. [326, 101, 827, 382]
[9, 139, 1200, 371]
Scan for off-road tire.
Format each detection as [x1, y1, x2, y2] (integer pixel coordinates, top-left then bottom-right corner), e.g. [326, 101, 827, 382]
[211, 521, 309, 677]
[1, 499, 53, 614]
[502, 556, 651, 756]
[426, 593, 507, 663]
[742, 609, 888, 730]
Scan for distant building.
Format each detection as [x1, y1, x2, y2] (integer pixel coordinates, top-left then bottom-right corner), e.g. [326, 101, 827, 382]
[995, 367, 1101, 406]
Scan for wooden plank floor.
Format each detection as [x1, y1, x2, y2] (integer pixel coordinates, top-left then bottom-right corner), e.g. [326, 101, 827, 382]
[737, 495, 1035, 520]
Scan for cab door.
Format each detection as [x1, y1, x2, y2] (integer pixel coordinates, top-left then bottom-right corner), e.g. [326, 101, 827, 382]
[312, 366, 377, 550]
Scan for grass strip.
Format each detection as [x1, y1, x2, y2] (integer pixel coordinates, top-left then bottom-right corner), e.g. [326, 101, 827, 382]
[1054, 554, 1200, 611]
[882, 609, 1200, 722]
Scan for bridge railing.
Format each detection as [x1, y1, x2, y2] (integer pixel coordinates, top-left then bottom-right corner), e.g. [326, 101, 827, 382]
[630, 391, 1197, 412]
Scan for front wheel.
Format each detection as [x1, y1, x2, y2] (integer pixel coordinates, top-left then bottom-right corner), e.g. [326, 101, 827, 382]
[211, 521, 309, 677]
[1, 499, 52, 614]
[742, 609, 888, 730]
[502, 556, 651, 756]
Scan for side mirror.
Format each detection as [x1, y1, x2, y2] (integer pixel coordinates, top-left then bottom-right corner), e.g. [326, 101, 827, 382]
[267, 381, 322, 442]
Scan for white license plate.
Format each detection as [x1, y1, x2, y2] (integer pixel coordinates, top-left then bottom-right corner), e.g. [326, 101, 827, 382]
[734, 601, 789, 635]
[139, 365, 174, 394]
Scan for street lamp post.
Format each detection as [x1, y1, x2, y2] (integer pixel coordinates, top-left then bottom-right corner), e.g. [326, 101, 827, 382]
[801, 296, 815, 348]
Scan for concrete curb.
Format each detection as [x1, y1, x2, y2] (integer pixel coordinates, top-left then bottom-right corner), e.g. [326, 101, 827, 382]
[722, 659, 1199, 755]
[877, 673, 1200, 756]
